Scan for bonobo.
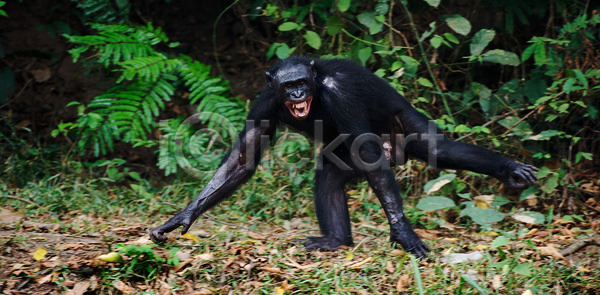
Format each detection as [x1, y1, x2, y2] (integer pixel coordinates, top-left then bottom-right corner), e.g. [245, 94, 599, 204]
[150, 57, 537, 258]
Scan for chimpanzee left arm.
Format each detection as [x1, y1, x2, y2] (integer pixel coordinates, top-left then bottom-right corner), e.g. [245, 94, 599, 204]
[397, 106, 537, 188]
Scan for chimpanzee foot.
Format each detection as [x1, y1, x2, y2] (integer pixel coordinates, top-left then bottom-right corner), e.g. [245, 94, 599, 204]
[390, 218, 430, 258]
[296, 236, 352, 251]
[392, 237, 429, 259]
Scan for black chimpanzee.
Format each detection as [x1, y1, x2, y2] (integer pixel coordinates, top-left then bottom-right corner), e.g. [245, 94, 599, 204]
[149, 57, 538, 258]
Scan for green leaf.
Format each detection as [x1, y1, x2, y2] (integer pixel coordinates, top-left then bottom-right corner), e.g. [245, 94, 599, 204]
[543, 174, 559, 194]
[416, 196, 456, 211]
[423, 0, 441, 8]
[491, 195, 511, 207]
[490, 236, 510, 249]
[443, 33, 459, 44]
[430, 35, 444, 48]
[399, 55, 419, 78]
[533, 42, 547, 66]
[572, 69, 588, 89]
[357, 47, 372, 66]
[562, 77, 576, 94]
[358, 11, 383, 34]
[357, 12, 376, 27]
[521, 43, 536, 62]
[417, 77, 433, 88]
[512, 263, 532, 276]
[446, 14, 471, 36]
[461, 207, 505, 225]
[275, 43, 292, 59]
[375, 3, 389, 14]
[369, 21, 383, 35]
[424, 173, 456, 194]
[470, 29, 495, 55]
[303, 30, 321, 50]
[338, 0, 351, 12]
[326, 16, 344, 35]
[278, 22, 299, 31]
[482, 49, 520, 66]
[575, 152, 593, 163]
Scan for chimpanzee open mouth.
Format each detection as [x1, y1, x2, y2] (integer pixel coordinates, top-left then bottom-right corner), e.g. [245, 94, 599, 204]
[285, 96, 313, 119]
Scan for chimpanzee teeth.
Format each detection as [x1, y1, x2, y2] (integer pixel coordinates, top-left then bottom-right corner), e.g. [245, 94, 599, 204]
[294, 102, 307, 109]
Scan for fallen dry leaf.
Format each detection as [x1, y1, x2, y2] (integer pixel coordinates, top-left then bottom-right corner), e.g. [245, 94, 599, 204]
[0, 209, 24, 224]
[345, 252, 355, 260]
[113, 280, 136, 294]
[396, 274, 410, 292]
[283, 256, 321, 271]
[173, 259, 194, 273]
[71, 281, 89, 295]
[512, 214, 537, 224]
[273, 280, 291, 295]
[538, 245, 566, 261]
[260, 266, 282, 274]
[33, 248, 47, 261]
[180, 233, 199, 243]
[35, 274, 53, 284]
[385, 260, 395, 273]
[57, 243, 86, 251]
[344, 257, 374, 268]
[246, 230, 266, 240]
[125, 236, 153, 246]
[492, 274, 501, 290]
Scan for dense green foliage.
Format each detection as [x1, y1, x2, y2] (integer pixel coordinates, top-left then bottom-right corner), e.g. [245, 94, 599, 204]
[56, 22, 246, 176]
[50, 0, 598, 223]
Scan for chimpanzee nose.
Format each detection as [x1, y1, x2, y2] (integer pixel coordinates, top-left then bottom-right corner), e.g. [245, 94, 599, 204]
[292, 90, 304, 99]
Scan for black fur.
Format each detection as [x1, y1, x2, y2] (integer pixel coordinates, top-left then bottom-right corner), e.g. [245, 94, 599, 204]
[150, 57, 538, 258]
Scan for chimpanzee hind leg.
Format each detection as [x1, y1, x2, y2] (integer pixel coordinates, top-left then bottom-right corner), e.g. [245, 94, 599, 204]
[359, 141, 430, 258]
[302, 158, 355, 250]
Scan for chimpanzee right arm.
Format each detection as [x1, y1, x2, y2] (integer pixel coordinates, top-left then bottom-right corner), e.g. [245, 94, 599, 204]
[149, 95, 277, 242]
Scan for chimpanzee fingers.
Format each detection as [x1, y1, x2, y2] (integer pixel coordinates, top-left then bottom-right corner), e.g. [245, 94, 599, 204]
[181, 221, 192, 235]
[514, 170, 534, 185]
[149, 226, 168, 244]
[517, 165, 538, 184]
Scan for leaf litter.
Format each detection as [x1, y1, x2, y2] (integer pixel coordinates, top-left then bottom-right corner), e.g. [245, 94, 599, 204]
[0, 207, 599, 294]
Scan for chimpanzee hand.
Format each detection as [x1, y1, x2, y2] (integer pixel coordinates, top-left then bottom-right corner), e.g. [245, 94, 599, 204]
[500, 161, 538, 189]
[149, 210, 196, 243]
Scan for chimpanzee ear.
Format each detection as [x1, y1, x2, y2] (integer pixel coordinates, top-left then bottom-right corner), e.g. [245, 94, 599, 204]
[265, 71, 274, 88]
[310, 60, 317, 79]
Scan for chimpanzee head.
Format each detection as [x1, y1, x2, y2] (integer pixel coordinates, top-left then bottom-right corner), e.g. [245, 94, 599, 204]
[266, 59, 316, 120]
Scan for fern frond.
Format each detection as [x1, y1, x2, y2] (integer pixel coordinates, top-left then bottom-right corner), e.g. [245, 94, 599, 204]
[72, 0, 130, 24]
[64, 23, 173, 66]
[64, 21, 248, 176]
[79, 75, 175, 154]
[118, 55, 182, 83]
[180, 60, 247, 132]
